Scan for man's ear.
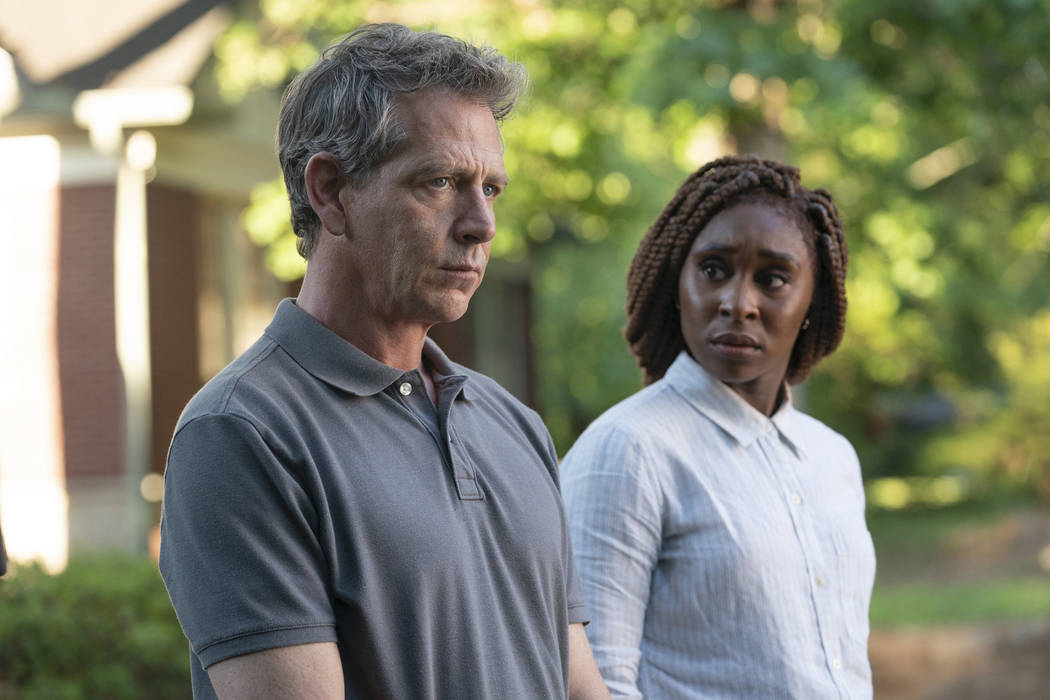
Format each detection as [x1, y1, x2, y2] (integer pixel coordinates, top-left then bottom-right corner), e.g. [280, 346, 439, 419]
[305, 152, 349, 237]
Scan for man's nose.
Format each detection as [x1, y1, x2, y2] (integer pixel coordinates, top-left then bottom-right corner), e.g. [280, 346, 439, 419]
[453, 187, 496, 245]
[718, 278, 759, 320]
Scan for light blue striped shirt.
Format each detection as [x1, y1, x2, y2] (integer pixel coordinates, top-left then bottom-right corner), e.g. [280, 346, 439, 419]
[561, 352, 875, 699]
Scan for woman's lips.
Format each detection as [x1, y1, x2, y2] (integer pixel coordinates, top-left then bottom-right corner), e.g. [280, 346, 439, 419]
[710, 333, 760, 359]
[711, 342, 760, 359]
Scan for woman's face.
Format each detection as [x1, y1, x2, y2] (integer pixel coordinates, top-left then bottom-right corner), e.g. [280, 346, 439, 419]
[677, 202, 815, 415]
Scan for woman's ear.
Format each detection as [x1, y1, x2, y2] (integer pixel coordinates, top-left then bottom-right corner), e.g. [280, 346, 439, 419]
[304, 152, 348, 237]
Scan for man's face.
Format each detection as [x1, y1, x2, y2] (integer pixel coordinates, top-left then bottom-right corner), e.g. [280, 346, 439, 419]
[335, 88, 507, 333]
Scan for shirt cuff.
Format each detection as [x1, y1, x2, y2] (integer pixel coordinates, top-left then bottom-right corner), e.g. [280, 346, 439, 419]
[195, 623, 338, 668]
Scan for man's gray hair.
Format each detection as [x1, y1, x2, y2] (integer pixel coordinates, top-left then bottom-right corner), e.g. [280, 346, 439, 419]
[277, 23, 528, 259]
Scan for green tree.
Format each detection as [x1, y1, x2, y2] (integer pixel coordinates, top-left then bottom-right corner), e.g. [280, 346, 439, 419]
[215, 0, 1050, 498]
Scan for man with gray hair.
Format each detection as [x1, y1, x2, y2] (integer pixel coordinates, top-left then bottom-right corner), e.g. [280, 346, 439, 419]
[159, 23, 609, 700]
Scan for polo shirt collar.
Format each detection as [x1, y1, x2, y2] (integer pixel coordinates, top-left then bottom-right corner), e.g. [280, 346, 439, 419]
[664, 351, 806, 458]
[422, 335, 476, 401]
[264, 298, 411, 397]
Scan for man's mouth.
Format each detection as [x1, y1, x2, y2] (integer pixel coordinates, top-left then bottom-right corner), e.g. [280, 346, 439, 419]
[441, 263, 482, 273]
[438, 263, 483, 283]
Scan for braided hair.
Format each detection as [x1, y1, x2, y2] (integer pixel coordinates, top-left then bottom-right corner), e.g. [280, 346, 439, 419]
[624, 154, 848, 385]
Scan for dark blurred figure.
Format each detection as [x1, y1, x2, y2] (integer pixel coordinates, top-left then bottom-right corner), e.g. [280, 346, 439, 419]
[0, 521, 7, 576]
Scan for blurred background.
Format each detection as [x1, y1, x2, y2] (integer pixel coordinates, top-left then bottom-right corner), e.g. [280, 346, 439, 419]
[1, 0, 1048, 697]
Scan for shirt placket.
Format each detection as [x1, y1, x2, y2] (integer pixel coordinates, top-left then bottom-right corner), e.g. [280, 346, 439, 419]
[436, 376, 482, 501]
[391, 372, 482, 502]
[758, 428, 850, 699]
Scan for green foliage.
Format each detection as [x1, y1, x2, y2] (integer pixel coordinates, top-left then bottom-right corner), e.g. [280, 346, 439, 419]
[870, 578, 1050, 627]
[218, 0, 1050, 490]
[243, 178, 303, 282]
[867, 500, 1050, 626]
[0, 553, 189, 699]
[916, 311, 1050, 498]
[866, 498, 1034, 580]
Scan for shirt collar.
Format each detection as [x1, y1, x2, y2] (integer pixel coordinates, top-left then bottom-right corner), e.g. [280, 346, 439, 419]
[264, 298, 473, 399]
[422, 335, 475, 401]
[663, 351, 807, 458]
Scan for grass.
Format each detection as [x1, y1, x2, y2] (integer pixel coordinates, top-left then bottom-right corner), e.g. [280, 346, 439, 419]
[867, 499, 1025, 568]
[865, 497, 1050, 626]
[871, 578, 1050, 627]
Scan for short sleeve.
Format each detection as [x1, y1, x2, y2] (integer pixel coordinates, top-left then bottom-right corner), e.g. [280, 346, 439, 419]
[159, 413, 337, 668]
[561, 425, 663, 700]
[538, 428, 590, 626]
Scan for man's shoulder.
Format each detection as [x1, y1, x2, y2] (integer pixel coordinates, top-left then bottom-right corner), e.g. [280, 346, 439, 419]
[448, 358, 540, 419]
[442, 357, 556, 459]
[176, 333, 291, 434]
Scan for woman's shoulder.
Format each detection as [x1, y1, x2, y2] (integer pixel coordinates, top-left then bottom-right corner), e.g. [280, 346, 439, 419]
[560, 386, 679, 494]
[587, 379, 702, 437]
[563, 379, 719, 474]
[786, 408, 859, 463]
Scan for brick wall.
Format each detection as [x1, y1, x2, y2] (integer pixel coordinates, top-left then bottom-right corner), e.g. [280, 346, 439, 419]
[147, 183, 201, 475]
[56, 185, 123, 478]
[56, 182, 203, 480]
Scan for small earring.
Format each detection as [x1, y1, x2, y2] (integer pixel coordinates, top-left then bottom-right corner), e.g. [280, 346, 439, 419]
[801, 317, 810, 331]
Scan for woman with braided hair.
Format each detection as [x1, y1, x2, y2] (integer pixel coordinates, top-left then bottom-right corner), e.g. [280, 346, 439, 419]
[561, 155, 875, 699]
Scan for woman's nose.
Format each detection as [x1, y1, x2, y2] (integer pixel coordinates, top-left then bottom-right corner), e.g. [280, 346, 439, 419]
[718, 280, 759, 320]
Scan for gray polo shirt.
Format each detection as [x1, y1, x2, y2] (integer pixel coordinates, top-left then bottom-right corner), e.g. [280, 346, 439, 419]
[159, 299, 588, 699]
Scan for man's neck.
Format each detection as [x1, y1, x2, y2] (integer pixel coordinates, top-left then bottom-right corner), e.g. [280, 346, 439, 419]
[296, 282, 429, 373]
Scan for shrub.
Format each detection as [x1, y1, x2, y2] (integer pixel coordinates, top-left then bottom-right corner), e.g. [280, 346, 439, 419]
[0, 552, 190, 699]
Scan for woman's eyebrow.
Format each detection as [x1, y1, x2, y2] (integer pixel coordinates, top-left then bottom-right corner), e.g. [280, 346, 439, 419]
[695, 243, 801, 267]
[757, 249, 801, 266]
[695, 243, 735, 255]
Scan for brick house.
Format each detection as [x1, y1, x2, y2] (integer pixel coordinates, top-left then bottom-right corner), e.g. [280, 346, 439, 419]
[0, 0, 534, 570]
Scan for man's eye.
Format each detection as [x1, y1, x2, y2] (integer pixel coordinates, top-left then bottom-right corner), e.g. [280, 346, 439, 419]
[430, 177, 451, 188]
[483, 183, 501, 197]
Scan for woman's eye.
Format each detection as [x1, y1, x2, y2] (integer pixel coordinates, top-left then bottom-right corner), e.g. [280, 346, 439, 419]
[761, 273, 788, 290]
[700, 262, 727, 281]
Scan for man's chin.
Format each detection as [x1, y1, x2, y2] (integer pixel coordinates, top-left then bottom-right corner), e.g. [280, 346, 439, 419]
[420, 293, 474, 326]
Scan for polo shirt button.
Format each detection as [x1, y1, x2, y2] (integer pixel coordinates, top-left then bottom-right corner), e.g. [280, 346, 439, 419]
[399, 382, 412, 396]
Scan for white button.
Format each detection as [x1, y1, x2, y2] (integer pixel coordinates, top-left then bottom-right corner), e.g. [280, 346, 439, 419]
[764, 422, 772, 433]
[815, 576, 825, 587]
[831, 658, 842, 670]
[789, 493, 801, 505]
[399, 382, 412, 396]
